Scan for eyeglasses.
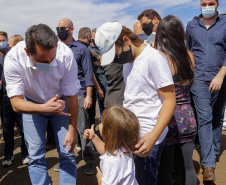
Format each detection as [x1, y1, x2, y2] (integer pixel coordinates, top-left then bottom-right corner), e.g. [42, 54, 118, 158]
[56, 27, 71, 31]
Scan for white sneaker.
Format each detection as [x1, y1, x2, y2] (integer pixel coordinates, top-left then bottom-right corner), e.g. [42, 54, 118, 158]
[22, 155, 30, 165]
[54, 164, 60, 172]
[2, 155, 14, 166]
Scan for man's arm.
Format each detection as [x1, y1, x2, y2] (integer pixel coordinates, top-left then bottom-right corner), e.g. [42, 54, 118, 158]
[82, 48, 94, 110]
[93, 73, 104, 101]
[64, 95, 79, 153]
[209, 66, 226, 94]
[10, 94, 69, 116]
[134, 85, 176, 157]
[186, 22, 192, 50]
[90, 50, 99, 58]
[84, 86, 93, 109]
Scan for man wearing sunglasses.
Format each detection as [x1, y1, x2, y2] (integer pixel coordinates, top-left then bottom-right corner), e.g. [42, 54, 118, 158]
[56, 18, 96, 175]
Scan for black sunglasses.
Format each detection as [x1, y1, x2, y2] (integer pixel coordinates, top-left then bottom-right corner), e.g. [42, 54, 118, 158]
[56, 27, 71, 31]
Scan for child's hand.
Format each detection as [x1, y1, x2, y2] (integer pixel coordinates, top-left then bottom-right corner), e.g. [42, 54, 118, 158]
[83, 124, 95, 140]
[96, 166, 102, 185]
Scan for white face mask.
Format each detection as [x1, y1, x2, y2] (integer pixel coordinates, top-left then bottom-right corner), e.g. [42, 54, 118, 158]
[35, 59, 55, 71]
[201, 6, 216, 19]
[30, 57, 56, 71]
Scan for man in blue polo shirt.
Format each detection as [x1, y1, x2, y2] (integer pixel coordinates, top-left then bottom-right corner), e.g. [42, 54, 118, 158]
[57, 18, 95, 175]
[186, 0, 226, 181]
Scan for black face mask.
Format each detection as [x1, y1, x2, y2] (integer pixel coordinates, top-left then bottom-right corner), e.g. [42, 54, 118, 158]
[89, 38, 92, 45]
[57, 29, 69, 41]
[142, 21, 154, 36]
[114, 43, 133, 64]
[0, 48, 7, 55]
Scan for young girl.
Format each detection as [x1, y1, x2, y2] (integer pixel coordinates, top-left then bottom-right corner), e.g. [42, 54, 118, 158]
[155, 15, 197, 185]
[83, 105, 140, 185]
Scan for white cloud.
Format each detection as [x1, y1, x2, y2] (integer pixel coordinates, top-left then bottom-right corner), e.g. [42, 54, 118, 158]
[1, 0, 225, 39]
[1, 0, 135, 39]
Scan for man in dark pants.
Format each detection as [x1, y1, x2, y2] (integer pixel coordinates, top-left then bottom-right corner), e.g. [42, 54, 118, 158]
[186, 0, 226, 181]
[2, 34, 29, 166]
[57, 19, 96, 175]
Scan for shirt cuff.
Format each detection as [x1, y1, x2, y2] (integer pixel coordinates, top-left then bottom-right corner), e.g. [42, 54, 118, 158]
[156, 81, 174, 89]
[6, 85, 24, 98]
[61, 81, 81, 96]
[85, 81, 94, 87]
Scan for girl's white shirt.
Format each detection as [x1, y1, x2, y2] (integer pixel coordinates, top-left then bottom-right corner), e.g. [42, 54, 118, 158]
[100, 150, 138, 185]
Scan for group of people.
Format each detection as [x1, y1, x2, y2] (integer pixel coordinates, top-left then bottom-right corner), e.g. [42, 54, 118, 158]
[0, 0, 226, 184]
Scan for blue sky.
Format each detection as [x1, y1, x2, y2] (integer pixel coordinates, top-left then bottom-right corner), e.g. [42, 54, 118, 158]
[1, 0, 226, 39]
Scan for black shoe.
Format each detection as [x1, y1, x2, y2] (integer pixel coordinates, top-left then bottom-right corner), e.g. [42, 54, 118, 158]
[85, 163, 96, 175]
[2, 155, 14, 166]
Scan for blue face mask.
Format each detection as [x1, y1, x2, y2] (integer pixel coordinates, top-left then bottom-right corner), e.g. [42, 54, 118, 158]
[0, 41, 8, 49]
[202, 6, 216, 19]
[35, 59, 56, 71]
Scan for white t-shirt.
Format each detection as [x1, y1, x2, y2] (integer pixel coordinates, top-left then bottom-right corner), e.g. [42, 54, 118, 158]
[123, 62, 133, 84]
[100, 150, 138, 185]
[123, 46, 173, 145]
[4, 41, 81, 103]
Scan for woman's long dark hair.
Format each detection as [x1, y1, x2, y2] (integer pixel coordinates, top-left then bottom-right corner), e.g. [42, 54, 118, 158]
[155, 15, 193, 81]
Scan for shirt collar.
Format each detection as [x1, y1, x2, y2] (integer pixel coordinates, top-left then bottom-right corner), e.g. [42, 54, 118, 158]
[77, 40, 89, 48]
[67, 38, 78, 47]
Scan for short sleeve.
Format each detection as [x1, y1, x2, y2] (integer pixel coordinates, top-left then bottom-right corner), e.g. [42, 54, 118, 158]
[148, 52, 173, 89]
[60, 50, 81, 96]
[4, 55, 25, 98]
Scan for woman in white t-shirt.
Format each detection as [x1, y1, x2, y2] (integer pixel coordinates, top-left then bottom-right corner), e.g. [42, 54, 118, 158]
[84, 106, 140, 185]
[94, 22, 176, 185]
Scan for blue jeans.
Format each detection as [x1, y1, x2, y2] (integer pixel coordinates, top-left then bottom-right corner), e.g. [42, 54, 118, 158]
[3, 95, 28, 156]
[23, 96, 77, 185]
[134, 138, 166, 185]
[96, 83, 107, 121]
[191, 79, 226, 168]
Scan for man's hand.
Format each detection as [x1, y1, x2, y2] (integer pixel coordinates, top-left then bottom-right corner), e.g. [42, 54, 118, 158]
[83, 124, 95, 140]
[97, 89, 104, 101]
[43, 94, 71, 116]
[84, 96, 92, 109]
[63, 130, 76, 153]
[133, 132, 155, 157]
[209, 74, 224, 94]
[96, 166, 102, 185]
[94, 61, 101, 67]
